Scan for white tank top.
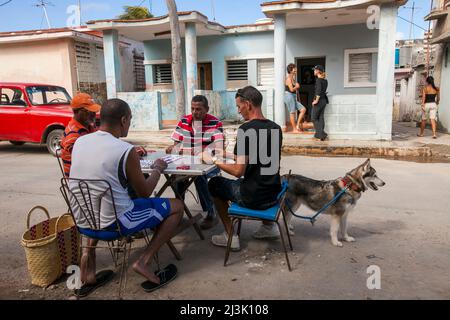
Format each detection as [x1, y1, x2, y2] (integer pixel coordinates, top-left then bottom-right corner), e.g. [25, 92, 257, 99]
[69, 131, 135, 229]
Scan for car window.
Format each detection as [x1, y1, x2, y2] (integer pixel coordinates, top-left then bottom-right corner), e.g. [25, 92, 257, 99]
[0, 88, 27, 106]
[26, 86, 71, 105]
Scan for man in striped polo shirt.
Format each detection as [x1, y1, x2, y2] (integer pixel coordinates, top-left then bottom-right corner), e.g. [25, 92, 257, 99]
[166, 95, 224, 230]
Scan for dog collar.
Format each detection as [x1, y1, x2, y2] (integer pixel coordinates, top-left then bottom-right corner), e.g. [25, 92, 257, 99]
[341, 175, 364, 193]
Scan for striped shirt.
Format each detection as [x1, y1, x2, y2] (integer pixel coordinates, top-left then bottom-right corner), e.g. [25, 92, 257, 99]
[60, 118, 97, 177]
[171, 114, 224, 153]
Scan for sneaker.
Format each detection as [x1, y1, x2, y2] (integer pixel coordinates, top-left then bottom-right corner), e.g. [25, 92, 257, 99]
[252, 224, 280, 240]
[200, 215, 219, 230]
[211, 232, 240, 251]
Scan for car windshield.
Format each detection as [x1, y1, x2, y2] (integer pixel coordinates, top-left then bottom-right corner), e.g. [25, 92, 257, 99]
[26, 86, 71, 106]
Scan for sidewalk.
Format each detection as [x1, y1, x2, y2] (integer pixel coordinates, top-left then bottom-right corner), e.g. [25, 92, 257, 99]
[124, 122, 450, 162]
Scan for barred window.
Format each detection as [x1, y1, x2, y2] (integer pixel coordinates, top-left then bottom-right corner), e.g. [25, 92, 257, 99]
[227, 60, 248, 81]
[153, 64, 172, 84]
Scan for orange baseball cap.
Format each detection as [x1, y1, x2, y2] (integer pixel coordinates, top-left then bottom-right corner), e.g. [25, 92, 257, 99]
[71, 93, 101, 113]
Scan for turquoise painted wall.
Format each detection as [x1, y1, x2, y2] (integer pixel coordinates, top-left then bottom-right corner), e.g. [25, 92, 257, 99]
[117, 92, 161, 131]
[143, 24, 378, 95]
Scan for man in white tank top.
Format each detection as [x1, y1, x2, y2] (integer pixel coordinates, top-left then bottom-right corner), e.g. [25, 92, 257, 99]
[70, 99, 183, 292]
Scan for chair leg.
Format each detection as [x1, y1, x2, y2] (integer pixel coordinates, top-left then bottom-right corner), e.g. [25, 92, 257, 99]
[276, 222, 292, 272]
[224, 218, 236, 267]
[118, 241, 129, 299]
[281, 211, 293, 251]
[167, 240, 182, 261]
[237, 219, 242, 237]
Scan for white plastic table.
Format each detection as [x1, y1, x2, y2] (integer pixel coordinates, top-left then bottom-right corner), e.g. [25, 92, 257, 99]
[140, 151, 218, 241]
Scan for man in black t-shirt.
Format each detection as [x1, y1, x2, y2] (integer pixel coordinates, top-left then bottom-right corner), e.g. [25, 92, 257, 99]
[202, 86, 283, 251]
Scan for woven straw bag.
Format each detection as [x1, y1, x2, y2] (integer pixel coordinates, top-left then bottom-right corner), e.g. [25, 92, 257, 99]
[21, 206, 81, 287]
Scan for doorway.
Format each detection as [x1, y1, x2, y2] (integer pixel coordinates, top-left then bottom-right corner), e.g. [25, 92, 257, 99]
[198, 62, 213, 90]
[296, 57, 326, 121]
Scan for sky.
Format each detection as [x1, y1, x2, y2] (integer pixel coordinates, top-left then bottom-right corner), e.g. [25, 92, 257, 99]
[0, 0, 432, 40]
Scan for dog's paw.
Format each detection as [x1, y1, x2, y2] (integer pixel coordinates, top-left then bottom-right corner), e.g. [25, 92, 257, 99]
[332, 240, 343, 247]
[344, 236, 356, 242]
[289, 229, 295, 236]
[288, 223, 294, 231]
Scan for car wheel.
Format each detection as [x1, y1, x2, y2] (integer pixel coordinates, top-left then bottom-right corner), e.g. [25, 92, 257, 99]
[46, 129, 64, 157]
[9, 141, 26, 146]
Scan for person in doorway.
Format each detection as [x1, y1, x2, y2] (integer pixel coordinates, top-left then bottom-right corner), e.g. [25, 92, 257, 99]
[418, 76, 440, 139]
[311, 65, 329, 141]
[285, 63, 307, 133]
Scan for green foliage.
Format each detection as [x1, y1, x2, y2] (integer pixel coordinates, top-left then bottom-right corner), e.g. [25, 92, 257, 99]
[117, 6, 153, 20]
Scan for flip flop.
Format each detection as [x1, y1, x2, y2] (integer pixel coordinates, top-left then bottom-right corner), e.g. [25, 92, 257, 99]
[141, 264, 178, 293]
[417, 134, 424, 137]
[74, 270, 115, 298]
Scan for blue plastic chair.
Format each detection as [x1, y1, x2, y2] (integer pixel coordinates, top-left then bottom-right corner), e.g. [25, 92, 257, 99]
[225, 178, 293, 271]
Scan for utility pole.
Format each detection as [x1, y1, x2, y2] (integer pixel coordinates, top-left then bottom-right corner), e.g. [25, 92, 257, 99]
[426, 0, 434, 75]
[34, 0, 53, 29]
[402, 1, 422, 66]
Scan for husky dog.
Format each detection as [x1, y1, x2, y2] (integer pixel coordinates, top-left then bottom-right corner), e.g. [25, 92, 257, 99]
[282, 159, 386, 247]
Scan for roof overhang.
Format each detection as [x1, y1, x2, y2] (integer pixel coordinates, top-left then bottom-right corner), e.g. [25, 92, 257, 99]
[430, 31, 450, 44]
[261, 0, 406, 15]
[86, 11, 229, 41]
[260, 0, 406, 29]
[0, 28, 104, 45]
[424, 9, 448, 21]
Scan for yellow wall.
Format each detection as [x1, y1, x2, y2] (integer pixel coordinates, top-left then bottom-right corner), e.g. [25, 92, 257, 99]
[0, 38, 76, 96]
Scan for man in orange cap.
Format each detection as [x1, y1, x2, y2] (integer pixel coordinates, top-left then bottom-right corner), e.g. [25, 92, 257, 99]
[60, 93, 101, 177]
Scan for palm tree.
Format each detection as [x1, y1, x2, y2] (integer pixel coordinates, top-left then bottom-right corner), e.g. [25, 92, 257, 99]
[117, 6, 153, 20]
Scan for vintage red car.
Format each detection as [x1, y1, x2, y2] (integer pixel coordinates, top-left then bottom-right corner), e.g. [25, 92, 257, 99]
[0, 83, 75, 155]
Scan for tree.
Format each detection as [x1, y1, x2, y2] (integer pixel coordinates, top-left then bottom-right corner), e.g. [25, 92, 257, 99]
[166, 0, 186, 119]
[117, 6, 153, 20]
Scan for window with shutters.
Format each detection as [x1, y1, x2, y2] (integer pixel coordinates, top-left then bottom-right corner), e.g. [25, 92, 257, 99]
[227, 60, 248, 81]
[133, 53, 145, 91]
[344, 48, 378, 87]
[153, 64, 172, 84]
[257, 59, 274, 87]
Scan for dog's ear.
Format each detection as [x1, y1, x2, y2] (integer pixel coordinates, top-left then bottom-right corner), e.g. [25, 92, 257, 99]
[363, 158, 371, 170]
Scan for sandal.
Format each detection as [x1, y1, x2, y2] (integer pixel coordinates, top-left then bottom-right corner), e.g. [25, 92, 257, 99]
[141, 264, 178, 293]
[417, 133, 424, 137]
[74, 270, 115, 298]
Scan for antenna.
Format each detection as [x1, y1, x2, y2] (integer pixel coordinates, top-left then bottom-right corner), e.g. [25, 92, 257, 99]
[34, 0, 54, 29]
[78, 0, 82, 26]
[211, 0, 216, 21]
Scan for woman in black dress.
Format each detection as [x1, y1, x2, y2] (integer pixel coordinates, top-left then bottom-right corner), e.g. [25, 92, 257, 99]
[311, 65, 329, 141]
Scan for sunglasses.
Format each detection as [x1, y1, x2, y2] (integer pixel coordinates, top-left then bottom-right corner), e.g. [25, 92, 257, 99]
[235, 90, 250, 102]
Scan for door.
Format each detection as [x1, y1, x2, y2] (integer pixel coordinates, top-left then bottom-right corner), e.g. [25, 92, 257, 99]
[296, 57, 326, 121]
[198, 63, 213, 90]
[0, 87, 30, 141]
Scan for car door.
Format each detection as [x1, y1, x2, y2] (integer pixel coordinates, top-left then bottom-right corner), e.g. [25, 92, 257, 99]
[0, 86, 31, 141]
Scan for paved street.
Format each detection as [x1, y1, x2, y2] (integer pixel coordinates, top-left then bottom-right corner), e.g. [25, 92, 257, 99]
[0, 141, 449, 300]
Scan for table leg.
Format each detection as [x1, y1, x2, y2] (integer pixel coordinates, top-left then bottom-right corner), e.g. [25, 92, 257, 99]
[168, 175, 205, 241]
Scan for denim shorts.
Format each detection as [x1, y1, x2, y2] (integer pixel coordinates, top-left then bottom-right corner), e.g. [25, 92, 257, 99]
[284, 92, 306, 114]
[208, 177, 245, 207]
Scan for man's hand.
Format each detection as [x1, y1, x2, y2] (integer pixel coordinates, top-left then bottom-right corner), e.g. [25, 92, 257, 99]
[166, 145, 174, 154]
[135, 146, 147, 157]
[151, 159, 168, 173]
[312, 100, 318, 106]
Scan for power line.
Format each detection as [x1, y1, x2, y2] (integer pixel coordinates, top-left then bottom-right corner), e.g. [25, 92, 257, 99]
[0, 0, 12, 6]
[397, 15, 428, 32]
